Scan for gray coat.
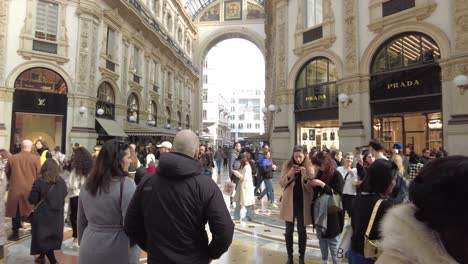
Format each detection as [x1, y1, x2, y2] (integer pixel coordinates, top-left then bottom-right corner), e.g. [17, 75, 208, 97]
[77, 177, 139, 264]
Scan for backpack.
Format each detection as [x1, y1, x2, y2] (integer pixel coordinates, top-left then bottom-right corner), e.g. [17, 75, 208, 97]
[249, 159, 257, 175]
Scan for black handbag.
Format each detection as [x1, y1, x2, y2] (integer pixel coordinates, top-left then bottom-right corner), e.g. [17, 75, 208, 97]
[26, 184, 55, 222]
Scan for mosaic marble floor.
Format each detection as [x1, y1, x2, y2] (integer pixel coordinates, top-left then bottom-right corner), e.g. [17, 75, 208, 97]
[3, 167, 336, 264]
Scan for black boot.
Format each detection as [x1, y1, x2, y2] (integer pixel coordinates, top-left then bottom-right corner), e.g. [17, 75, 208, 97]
[298, 230, 307, 264]
[298, 256, 305, 264]
[8, 231, 19, 241]
[285, 233, 294, 263]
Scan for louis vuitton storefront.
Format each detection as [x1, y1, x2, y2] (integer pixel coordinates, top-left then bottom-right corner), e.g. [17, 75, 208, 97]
[370, 32, 443, 155]
[11, 67, 68, 153]
[295, 57, 340, 152]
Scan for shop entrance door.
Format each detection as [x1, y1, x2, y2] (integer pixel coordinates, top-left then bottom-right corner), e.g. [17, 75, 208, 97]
[372, 112, 442, 155]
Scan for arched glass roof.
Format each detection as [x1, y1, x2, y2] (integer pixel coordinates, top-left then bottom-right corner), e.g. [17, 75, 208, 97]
[185, 0, 264, 19]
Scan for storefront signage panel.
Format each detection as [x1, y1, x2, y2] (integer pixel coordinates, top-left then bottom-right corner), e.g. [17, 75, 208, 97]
[295, 83, 338, 111]
[96, 101, 115, 120]
[13, 89, 67, 115]
[370, 65, 441, 101]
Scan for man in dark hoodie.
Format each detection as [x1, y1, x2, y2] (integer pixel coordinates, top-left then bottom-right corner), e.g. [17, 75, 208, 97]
[124, 130, 234, 264]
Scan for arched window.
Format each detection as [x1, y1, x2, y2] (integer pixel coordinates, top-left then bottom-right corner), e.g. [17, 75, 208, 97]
[177, 111, 182, 129]
[96, 82, 115, 120]
[166, 106, 171, 127]
[148, 100, 157, 126]
[15, 67, 67, 94]
[186, 115, 190, 129]
[371, 32, 440, 74]
[295, 57, 337, 110]
[127, 93, 139, 123]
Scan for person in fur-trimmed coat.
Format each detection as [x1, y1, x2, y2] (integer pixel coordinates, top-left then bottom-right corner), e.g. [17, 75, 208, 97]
[377, 156, 468, 264]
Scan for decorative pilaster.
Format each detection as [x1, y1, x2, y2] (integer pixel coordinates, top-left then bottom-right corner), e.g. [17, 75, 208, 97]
[0, 0, 8, 83]
[343, 0, 358, 76]
[454, 0, 468, 53]
[76, 10, 100, 94]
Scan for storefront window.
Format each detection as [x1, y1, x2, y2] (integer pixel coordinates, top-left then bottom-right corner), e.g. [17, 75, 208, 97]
[297, 120, 340, 152]
[15, 67, 67, 94]
[127, 93, 139, 123]
[96, 82, 115, 120]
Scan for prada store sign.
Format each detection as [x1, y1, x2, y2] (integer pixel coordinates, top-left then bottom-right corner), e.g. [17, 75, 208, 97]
[295, 83, 338, 111]
[13, 89, 67, 114]
[370, 65, 441, 101]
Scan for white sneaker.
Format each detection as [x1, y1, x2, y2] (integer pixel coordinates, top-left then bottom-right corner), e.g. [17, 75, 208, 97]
[271, 202, 279, 208]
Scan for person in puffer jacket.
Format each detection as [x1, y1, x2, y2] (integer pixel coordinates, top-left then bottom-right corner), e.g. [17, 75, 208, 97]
[257, 150, 278, 207]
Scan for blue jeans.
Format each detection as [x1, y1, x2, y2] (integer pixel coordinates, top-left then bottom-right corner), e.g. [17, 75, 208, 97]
[216, 160, 222, 173]
[254, 172, 263, 193]
[316, 229, 339, 264]
[349, 249, 375, 264]
[258, 179, 274, 203]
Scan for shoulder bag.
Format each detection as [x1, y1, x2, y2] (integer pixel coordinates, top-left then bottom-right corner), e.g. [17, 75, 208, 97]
[363, 199, 384, 259]
[328, 189, 343, 213]
[26, 183, 55, 222]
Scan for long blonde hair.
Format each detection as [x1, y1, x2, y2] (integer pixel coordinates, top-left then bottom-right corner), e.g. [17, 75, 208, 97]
[391, 154, 405, 175]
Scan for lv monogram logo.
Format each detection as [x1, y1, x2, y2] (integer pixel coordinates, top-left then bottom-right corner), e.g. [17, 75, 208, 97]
[38, 99, 46, 106]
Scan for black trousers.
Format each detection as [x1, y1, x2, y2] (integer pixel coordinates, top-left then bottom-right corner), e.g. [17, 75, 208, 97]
[285, 206, 307, 257]
[12, 204, 22, 232]
[342, 194, 355, 217]
[70, 196, 79, 238]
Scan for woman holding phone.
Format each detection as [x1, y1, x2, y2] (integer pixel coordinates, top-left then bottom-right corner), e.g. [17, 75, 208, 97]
[279, 146, 315, 264]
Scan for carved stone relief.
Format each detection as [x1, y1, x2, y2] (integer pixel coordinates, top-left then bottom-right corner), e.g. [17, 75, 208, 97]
[0, 0, 8, 83]
[454, 0, 468, 51]
[276, 3, 287, 92]
[344, 0, 357, 76]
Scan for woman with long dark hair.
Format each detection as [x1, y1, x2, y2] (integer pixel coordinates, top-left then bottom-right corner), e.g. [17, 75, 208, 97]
[77, 139, 139, 264]
[67, 147, 93, 248]
[310, 152, 345, 264]
[231, 152, 255, 221]
[29, 159, 67, 264]
[349, 159, 398, 263]
[279, 146, 315, 264]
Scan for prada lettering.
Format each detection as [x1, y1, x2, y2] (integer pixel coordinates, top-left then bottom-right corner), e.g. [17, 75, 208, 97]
[305, 94, 326, 101]
[37, 98, 46, 106]
[386, 80, 420, 89]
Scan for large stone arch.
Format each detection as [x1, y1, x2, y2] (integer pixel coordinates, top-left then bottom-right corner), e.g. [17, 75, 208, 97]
[195, 26, 266, 67]
[360, 21, 451, 75]
[287, 49, 345, 92]
[5, 61, 73, 92]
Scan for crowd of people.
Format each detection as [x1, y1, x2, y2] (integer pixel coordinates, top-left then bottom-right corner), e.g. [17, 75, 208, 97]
[0, 135, 465, 264]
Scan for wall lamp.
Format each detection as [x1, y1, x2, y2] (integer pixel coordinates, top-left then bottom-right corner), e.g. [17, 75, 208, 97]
[268, 104, 281, 113]
[79, 106, 87, 115]
[338, 93, 352, 108]
[165, 123, 171, 129]
[148, 120, 156, 126]
[453, 75, 468, 95]
[96, 108, 105, 116]
[129, 116, 137, 122]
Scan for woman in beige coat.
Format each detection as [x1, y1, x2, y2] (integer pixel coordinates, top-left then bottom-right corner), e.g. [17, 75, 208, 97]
[232, 153, 255, 221]
[279, 146, 314, 264]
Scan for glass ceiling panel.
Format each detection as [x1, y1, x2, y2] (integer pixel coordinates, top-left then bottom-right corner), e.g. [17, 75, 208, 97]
[185, 0, 264, 19]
